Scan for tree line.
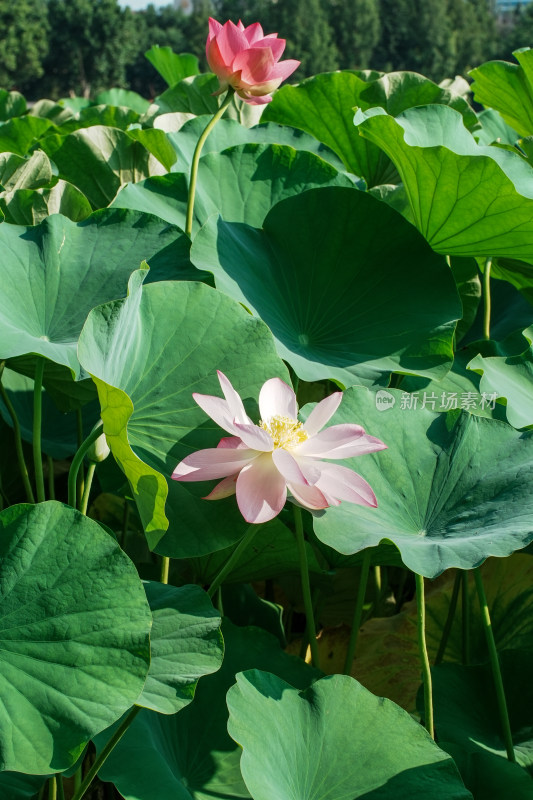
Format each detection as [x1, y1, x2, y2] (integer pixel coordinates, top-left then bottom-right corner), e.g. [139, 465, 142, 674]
[2, 0, 532, 100]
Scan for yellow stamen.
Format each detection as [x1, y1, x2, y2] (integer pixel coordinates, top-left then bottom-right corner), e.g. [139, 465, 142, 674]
[259, 415, 308, 449]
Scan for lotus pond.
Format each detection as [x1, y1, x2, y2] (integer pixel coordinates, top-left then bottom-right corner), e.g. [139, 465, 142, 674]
[1, 27, 533, 800]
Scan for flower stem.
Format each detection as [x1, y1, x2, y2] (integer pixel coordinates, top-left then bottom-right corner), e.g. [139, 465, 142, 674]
[79, 462, 96, 515]
[76, 408, 85, 508]
[67, 422, 103, 509]
[343, 550, 371, 674]
[415, 573, 434, 738]
[435, 570, 461, 665]
[70, 706, 141, 800]
[207, 525, 258, 599]
[33, 357, 46, 503]
[462, 571, 471, 666]
[293, 505, 320, 670]
[47, 776, 57, 800]
[160, 555, 170, 585]
[0, 362, 35, 503]
[56, 774, 65, 800]
[483, 256, 493, 341]
[185, 88, 234, 236]
[47, 455, 55, 501]
[473, 566, 516, 762]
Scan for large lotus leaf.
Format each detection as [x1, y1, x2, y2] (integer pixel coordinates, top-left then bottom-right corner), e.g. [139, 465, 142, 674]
[144, 47, 199, 88]
[354, 104, 533, 259]
[56, 104, 141, 134]
[227, 671, 471, 800]
[154, 74, 264, 127]
[95, 88, 150, 115]
[2, 179, 93, 225]
[191, 187, 460, 387]
[40, 126, 167, 208]
[468, 327, 533, 428]
[441, 744, 533, 800]
[262, 71, 396, 186]
[30, 98, 77, 126]
[0, 501, 151, 774]
[0, 209, 190, 410]
[162, 115, 346, 174]
[138, 582, 223, 715]
[307, 385, 533, 577]
[475, 109, 519, 146]
[429, 650, 533, 772]
[469, 49, 533, 138]
[0, 116, 53, 156]
[400, 340, 511, 423]
[77, 270, 290, 556]
[449, 257, 482, 343]
[491, 256, 533, 306]
[463, 276, 533, 344]
[0, 367, 101, 458]
[95, 621, 319, 800]
[113, 143, 353, 232]
[126, 127, 177, 172]
[189, 516, 323, 586]
[155, 73, 220, 115]
[358, 70, 478, 129]
[0, 149, 52, 191]
[0, 772, 47, 799]
[0, 89, 26, 121]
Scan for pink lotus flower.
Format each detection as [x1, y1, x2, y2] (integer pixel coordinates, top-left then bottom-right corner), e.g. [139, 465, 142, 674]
[206, 18, 300, 105]
[172, 372, 387, 524]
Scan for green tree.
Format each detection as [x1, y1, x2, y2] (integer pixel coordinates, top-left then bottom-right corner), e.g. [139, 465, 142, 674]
[126, 5, 189, 97]
[271, 0, 339, 77]
[0, 0, 49, 93]
[374, 0, 455, 80]
[447, 0, 497, 74]
[328, 0, 381, 70]
[37, 0, 138, 98]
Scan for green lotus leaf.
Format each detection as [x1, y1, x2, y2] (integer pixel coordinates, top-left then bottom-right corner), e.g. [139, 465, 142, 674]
[0, 149, 52, 192]
[0, 501, 151, 774]
[358, 70, 478, 129]
[0, 116, 53, 156]
[308, 385, 533, 577]
[2, 180, 92, 225]
[263, 71, 396, 186]
[429, 650, 533, 772]
[227, 671, 471, 799]
[189, 516, 323, 586]
[191, 187, 460, 387]
[354, 104, 533, 259]
[138, 582, 223, 715]
[441, 744, 533, 800]
[94, 88, 151, 115]
[470, 49, 533, 138]
[95, 621, 318, 800]
[491, 256, 533, 306]
[475, 109, 519, 146]
[77, 269, 289, 556]
[0, 771, 47, 799]
[144, 47, 199, 88]
[0, 89, 26, 121]
[0, 209, 189, 410]
[40, 126, 168, 208]
[113, 143, 353, 232]
[155, 73, 221, 115]
[56, 104, 141, 134]
[162, 115, 346, 173]
[468, 327, 533, 428]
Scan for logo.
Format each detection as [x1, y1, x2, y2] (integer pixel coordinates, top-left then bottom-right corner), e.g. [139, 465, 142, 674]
[375, 390, 396, 411]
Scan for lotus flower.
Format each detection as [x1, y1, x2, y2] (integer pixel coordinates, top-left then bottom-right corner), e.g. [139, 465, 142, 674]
[206, 18, 300, 105]
[172, 372, 387, 524]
